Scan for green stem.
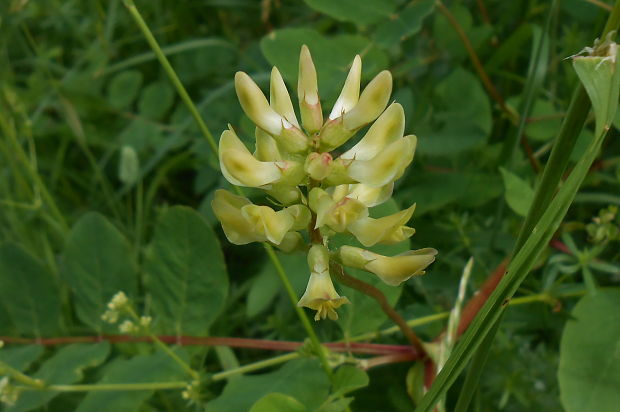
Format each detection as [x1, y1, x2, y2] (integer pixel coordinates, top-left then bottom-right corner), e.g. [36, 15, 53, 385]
[0, 361, 45, 388]
[125, 307, 200, 380]
[263, 244, 333, 378]
[212, 353, 300, 381]
[121, 0, 217, 154]
[16, 381, 187, 392]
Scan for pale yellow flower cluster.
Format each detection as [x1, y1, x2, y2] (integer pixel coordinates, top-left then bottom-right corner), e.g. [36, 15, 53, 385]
[212, 46, 436, 321]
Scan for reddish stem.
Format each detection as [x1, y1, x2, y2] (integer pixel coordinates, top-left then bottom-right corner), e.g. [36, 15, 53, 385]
[0, 335, 418, 356]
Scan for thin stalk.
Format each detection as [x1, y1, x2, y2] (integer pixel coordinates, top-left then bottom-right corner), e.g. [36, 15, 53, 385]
[212, 353, 300, 381]
[263, 245, 333, 377]
[332, 263, 426, 357]
[122, 0, 217, 154]
[125, 307, 200, 381]
[436, 0, 514, 122]
[0, 361, 44, 388]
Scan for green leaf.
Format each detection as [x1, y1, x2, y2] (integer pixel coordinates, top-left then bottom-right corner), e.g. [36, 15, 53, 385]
[331, 365, 369, 397]
[374, 0, 435, 47]
[207, 359, 331, 411]
[250, 393, 307, 412]
[8, 343, 110, 412]
[0, 345, 44, 371]
[0, 244, 62, 336]
[573, 44, 620, 137]
[558, 289, 620, 412]
[260, 29, 387, 100]
[303, 0, 396, 25]
[107, 70, 143, 109]
[144, 206, 228, 336]
[62, 212, 138, 333]
[138, 81, 175, 120]
[76, 349, 189, 412]
[500, 168, 534, 217]
[333, 199, 408, 336]
[418, 69, 492, 156]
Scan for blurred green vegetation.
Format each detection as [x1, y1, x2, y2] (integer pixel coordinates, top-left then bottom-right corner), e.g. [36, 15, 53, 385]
[1, 0, 619, 411]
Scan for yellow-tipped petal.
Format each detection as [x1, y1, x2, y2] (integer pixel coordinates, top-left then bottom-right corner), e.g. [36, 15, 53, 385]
[347, 135, 417, 187]
[241, 204, 295, 245]
[343, 70, 392, 131]
[298, 45, 323, 133]
[211, 190, 259, 245]
[348, 204, 416, 247]
[329, 55, 362, 120]
[339, 245, 438, 286]
[219, 129, 281, 187]
[270, 67, 299, 128]
[235, 71, 285, 136]
[340, 103, 405, 161]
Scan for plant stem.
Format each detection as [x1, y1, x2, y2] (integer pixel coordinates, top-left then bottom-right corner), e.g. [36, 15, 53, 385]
[121, 0, 217, 154]
[212, 353, 299, 381]
[0, 361, 44, 388]
[125, 307, 200, 381]
[436, 0, 514, 122]
[263, 244, 333, 378]
[331, 263, 426, 357]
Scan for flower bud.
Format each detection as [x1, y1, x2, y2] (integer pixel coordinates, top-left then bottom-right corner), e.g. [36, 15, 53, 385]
[348, 135, 417, 187]
[338, 246, 437, 286]
[342, 70, 392, 131]
[323, 157, 356, 186]
[340, 103, 405, 161]
[235, 72, 308, 153]
[317, 115, 356, 152]
[219, 127, 281, 187]
[298, 244, 350, 321]
[309, 188, 368, 232]
[304, 152, 333, 181]
[348, 203, 416, 247]
[298, 45, 323, 133]
[329, 55, 362, 120]
[270, 67, 299, 128]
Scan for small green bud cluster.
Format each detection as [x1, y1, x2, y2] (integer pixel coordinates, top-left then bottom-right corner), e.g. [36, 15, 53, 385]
[586, 205, 619, 244]
[212, 46, 437, 321]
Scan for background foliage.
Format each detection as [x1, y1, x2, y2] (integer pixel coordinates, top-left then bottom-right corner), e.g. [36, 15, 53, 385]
[1, 0, 619, 411]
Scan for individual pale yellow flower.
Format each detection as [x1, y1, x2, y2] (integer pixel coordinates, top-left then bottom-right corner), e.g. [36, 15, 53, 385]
[309, 187, 368, 233]
[347, 203, 416, 247]
[298, 245, 350, 320]
[211, 189, 309, 245]
[338, 245, 437, 286]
